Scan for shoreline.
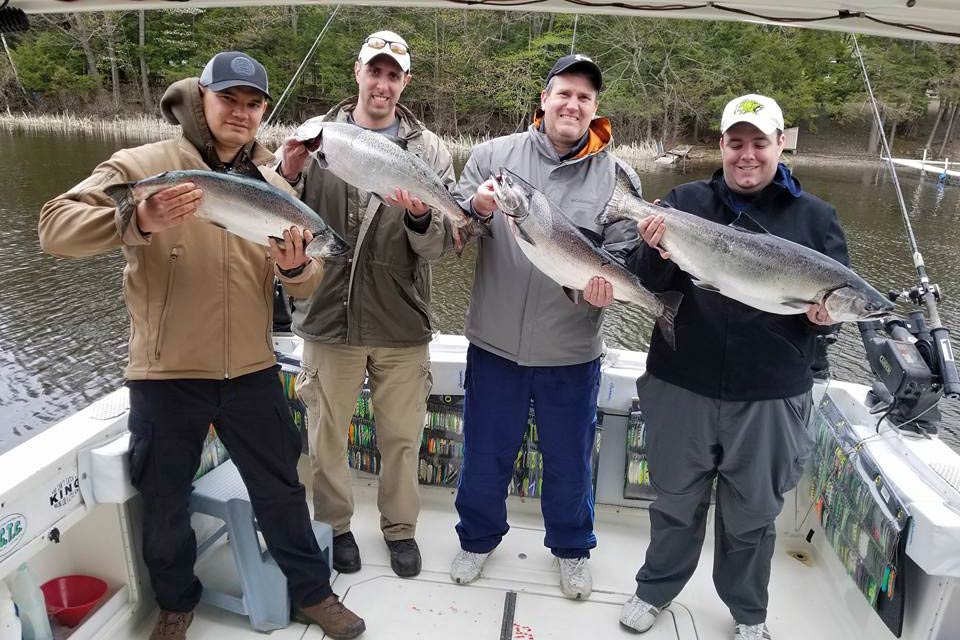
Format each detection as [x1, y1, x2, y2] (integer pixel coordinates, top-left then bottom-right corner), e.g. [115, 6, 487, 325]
[0, 111, 891, 168]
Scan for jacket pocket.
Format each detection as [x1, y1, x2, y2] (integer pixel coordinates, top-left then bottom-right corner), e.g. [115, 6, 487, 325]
[153, 246, 181, 360]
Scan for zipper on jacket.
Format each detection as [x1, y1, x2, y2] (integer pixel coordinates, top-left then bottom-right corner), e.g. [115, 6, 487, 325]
[223, 233, 230, 378]
[153, 247, 181, 360]
[263, 256, 273, 351]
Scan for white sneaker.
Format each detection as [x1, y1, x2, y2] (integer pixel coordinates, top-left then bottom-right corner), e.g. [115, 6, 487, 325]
[734, 623, 772, 640]
[450, 549, 490, 584]
[619, 595, 670, 633]
[558, 557, 592, 599]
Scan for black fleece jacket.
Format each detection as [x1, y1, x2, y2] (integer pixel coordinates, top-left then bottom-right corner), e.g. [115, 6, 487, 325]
[628, 165, 849, 401]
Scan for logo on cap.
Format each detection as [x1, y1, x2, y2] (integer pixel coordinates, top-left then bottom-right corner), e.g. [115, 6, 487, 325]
[734, 99, 764, 116]
[573, 54, 593, 63]
[231, 56, 256, 77]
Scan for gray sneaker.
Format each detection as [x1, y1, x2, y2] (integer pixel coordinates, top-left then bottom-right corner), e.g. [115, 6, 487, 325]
[558, 557, 592, 600]
[619, 595, 670, 633]
[450, 549, 490, 584]
[734, 623, 772, 640]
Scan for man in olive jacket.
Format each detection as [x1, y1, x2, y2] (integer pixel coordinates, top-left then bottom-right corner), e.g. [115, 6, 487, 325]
[279, 31, 453, 578]
[39, 52, 364, 640]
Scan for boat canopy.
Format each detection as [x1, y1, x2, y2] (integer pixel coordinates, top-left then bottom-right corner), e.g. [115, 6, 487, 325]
[9, 0, 960, 44]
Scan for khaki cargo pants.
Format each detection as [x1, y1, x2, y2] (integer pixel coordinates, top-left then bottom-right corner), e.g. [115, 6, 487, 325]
[295, 341, 432, 540]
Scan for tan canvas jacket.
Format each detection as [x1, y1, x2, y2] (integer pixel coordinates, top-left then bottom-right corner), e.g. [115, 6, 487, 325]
[38, 78, 322, 380]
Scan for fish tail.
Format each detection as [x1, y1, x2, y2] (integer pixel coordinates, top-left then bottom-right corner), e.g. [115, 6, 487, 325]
[103, 182, 139, 236]
[654, 290, 683, 350]
[597, 162, 637, 226]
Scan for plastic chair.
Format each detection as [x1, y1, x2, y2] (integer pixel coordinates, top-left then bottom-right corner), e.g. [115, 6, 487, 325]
[189, 460, 333, 631]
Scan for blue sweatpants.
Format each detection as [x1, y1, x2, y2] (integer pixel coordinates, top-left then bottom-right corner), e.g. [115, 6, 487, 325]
[454, 344, 601, 559]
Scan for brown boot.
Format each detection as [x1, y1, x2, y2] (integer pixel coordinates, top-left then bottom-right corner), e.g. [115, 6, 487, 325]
[149, 610, 194, 640]
[298, 595, 366, 639]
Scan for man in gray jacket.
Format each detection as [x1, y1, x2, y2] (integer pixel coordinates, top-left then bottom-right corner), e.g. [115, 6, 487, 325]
[449, 54, 640, 600]
[279, 30, 454, 579]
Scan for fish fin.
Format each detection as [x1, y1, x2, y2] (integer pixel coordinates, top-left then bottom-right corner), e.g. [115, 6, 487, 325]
[382, 134, 409, 150]
[780, 297, 818, 311]
[563, 287, 583, 304]
[515, 222, 536, 246]
[729, 211, 769, 234]
[310, 151, 329, 170]
[577, 226, 604, 246]
[654, 290, 684, 350]
[597, 163, 639, 225]
[308, 232, 352, 259]
[104, 182, 139, 236]
[691, 279, 721, 293]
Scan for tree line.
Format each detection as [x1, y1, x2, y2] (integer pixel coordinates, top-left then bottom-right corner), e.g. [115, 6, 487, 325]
[3, 6, 960, 153]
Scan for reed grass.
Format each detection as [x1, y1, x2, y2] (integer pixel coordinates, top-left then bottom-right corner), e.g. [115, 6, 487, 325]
[0, 112, 661, 163]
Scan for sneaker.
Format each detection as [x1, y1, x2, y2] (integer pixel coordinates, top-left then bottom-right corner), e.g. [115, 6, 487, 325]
[450, 549, 490, 584]
[619, 595, 670, 633]
[149, 610, 194, 640]
[297, 594, 366, 639]
[558, 557, 592, 600]
[385, 538, 422, 577]
[332, 531, 361, 573]
[734, 623, 772, 640]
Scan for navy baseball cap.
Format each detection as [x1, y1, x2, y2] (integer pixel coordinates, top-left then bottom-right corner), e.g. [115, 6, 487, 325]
[199, 51, 272, 100]
[546, 54, 602, 92]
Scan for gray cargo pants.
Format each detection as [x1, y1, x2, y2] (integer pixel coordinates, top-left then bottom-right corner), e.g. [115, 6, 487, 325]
[633, 373, 813, 625]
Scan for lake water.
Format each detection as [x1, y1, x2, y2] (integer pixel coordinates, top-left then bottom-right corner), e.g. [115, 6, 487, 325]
[3, 129, 960, 454]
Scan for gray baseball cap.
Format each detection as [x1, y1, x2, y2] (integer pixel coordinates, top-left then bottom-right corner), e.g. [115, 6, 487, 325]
[199, 51, 271, 100]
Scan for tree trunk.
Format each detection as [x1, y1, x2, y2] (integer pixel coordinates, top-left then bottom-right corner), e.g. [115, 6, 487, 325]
[0, 33, 28, 102]
[105, 15, 120, 113]
[939, 102, 957, 158]
[924, 99, 945, 151]
[139, 11, 153, 111]
[888, 120, 898, 152]
[291, 6, 298, 37]
[70, 16, 103, 90]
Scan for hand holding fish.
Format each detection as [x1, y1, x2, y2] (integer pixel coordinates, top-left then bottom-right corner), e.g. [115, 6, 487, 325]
[279, 137, 310, 181]
[583, 276, 614, 308]
[269, 227, 314, 272]
[385, 188, 429, 217]
[472, 178, 498, 218]
[805, 302, 835, 326]
[637, 212, 671, 260]
[134, 182, 203, 234]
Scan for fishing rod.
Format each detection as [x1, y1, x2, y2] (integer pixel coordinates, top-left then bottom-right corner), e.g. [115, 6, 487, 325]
[851, 33, 960, 433]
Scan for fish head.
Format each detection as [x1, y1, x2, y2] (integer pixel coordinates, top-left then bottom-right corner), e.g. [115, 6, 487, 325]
[823, 284, 896, 322]
[132, 171, 190, 200]
[491, 168, 530, 221]
[293, 117, 328, 162]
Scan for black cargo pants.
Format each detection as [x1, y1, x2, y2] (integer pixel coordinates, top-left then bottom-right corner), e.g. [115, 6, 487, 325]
[126, 365, 333, 612]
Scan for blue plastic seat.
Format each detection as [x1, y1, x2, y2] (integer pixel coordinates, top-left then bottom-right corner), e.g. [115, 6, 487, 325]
[189, 460, 333, 632]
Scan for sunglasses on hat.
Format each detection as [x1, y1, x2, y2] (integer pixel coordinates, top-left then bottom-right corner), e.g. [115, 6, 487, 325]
[364, 36, 408, 57]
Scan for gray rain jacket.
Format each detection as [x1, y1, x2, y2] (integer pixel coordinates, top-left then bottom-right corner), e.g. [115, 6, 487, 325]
[455, 115, 641, 366]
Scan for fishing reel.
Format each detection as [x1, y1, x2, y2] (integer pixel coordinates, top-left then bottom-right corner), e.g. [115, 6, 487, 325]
[858, 310, 957, 435]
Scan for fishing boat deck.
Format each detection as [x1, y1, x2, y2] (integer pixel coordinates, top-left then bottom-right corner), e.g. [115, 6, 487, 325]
[125, 476, 884, 640]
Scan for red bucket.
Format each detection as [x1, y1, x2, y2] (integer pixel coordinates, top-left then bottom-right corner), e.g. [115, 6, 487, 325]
[41, 575, 108, 628]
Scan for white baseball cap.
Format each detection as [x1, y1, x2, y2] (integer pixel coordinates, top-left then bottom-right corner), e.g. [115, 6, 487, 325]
[358, 30, 411, 73]
[720, 94, 784, 135]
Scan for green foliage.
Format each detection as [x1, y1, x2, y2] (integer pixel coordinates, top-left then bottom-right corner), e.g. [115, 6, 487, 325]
[2, 6, 958, 144]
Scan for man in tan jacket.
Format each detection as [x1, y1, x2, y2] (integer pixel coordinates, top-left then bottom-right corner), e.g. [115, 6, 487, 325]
[38, 52, 364, 640]
[278, 30, 453, 578]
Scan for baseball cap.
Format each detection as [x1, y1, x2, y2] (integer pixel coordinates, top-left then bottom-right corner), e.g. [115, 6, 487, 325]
[546, 54, 602, 92]
[720, 94, 784, 135]
[199, 51, 271, 100]
[358, 30, 411, 73]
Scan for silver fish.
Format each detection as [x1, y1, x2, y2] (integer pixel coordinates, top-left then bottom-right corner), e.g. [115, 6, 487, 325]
[597, 164, 894, 322]
[492, 167, 682, 349]
[293, 119, 490, 252]
[104, 170, 350, 258]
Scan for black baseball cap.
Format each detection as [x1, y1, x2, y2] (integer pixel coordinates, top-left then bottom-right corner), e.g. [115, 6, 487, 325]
[546, 54, 602, 92]
[199, 51, 272, 100]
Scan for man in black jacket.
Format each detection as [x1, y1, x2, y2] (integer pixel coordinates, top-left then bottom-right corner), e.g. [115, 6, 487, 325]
[619, 94, 847, 640]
